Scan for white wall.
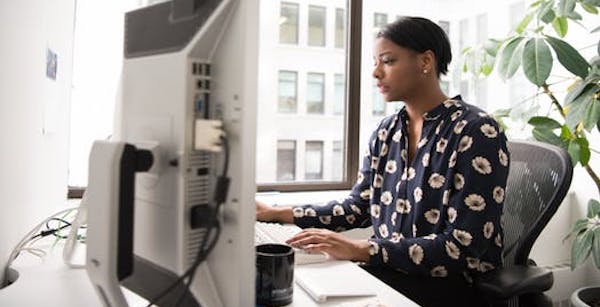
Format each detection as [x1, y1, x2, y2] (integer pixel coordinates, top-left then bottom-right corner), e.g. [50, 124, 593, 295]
[0, 0, 76, 284]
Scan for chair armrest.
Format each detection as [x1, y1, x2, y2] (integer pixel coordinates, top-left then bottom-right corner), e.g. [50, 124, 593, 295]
[473, 265, 554, 300]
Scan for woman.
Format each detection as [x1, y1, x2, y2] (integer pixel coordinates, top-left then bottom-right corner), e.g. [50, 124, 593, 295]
[257, 16, 509, 307]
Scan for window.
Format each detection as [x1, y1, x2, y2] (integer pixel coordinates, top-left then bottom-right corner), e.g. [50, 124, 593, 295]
[277, 140, 296, 181]
[335, 8, 345, 49]
[308, 5, 326, 46]
[373, 13, 388, 34]
[305, 141, 323, 180]
[475, 79, 488, 109]
[476, 13, 487, 44]
[438, 20, 450, 37]
[257, 0, 353, 190]
[334, 74, 345, 115]
[459, 18, 469, 52]
[278, 70, 297, 113]
[372, 82, 385, 116]
[460, 80, 470, 102]
[332, 141, 343, 181]
[440, 80, 450, 94]
[280, 2, 299, 44]
[307, 73, 325, 114]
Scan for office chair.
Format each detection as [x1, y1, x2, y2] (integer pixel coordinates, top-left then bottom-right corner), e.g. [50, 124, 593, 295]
[473, 140, 573, 307]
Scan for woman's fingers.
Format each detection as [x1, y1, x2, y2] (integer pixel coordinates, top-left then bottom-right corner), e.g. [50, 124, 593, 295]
[288, 234, 330, 248]
[304, 243, 333, 253]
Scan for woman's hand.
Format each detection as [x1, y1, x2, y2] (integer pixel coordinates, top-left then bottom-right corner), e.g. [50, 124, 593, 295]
[256, 200, 293, 224]
[286, 228, 370, 262]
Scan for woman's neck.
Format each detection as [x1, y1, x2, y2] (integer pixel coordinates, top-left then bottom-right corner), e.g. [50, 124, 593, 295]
[404, 87, 448, 121]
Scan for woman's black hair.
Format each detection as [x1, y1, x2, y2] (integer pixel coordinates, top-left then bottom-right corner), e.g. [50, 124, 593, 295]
[376, 16, 452, 77]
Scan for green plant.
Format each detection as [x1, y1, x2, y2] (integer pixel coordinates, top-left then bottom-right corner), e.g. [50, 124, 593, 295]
[462, 0, 600, 270]
[567, 199, 600, 269]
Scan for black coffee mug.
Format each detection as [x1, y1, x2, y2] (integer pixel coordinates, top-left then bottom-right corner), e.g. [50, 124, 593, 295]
[255, 243, 294, 306]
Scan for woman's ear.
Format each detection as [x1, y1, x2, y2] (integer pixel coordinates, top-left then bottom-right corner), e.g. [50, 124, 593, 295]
[420, 50, 436, 75]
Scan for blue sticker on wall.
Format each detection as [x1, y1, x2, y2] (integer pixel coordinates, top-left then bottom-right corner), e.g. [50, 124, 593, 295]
[46, 48, 57, 80]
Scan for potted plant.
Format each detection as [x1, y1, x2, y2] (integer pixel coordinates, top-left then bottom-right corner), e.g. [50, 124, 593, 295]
[461, 0, 600, 305]
[568, 198, 600, 306]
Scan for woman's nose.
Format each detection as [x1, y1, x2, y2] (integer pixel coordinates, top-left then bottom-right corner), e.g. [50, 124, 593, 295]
[372, 65, 381, 79]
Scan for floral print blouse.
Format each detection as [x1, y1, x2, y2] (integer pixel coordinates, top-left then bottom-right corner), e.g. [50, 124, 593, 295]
[292, 96, 509, 278]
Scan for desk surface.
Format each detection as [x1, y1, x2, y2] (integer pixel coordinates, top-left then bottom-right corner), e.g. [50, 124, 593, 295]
[0, 243, 418, 307]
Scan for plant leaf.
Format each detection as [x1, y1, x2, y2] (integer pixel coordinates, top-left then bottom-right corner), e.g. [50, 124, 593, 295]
[566, 219, 591, 241]
[544, 36, 590, 78]
[558, 0, 577, 16]
[484, 38, 504, 57]
[522, 38, 553, 86]
[582, 0, 600, 6]
[565, 79, 589, 104]
[494, 108, 512, 117]
[590, 199, 600, 218]
[566, 85, 600, 130]
[581, 3, 599, 14]
[567, 11, 583, 20]
[539, 0, 557, 23]
[584, 97, 600, 132]
[544, 10, 557, 23]
[517, 13, 534, 34]
[498, 37, 526, 80]
[572, 229, 594, 270]
[531, 0, 544, 7]
[561, 124, 574, 140]
[552, 17, 569, 37]
[528, 116, 562, 129]
[593, 228, 600, 269]
[592, 25, 600, 33]
[568, 139, 582, 166]
[532, 127, 565, 147]
[577, 137, 591, 165]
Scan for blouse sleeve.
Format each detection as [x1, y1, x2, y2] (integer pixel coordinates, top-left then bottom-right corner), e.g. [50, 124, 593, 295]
[292, 127, 381, 231]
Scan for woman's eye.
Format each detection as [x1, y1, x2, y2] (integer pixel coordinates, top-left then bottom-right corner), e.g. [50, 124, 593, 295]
[382, 58, 394, 64]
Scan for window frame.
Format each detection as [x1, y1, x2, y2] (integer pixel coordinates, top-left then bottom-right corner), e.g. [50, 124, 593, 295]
[258, 0, 361, 192]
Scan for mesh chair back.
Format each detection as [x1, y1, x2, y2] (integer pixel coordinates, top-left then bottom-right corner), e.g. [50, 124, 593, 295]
[501, 141, 573, 266]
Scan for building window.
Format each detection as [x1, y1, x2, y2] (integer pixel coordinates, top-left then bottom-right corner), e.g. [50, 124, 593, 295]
[438, 20, 450, 37]
[440, 80, 450, 94]
[476, 13, 488, 44]
[277, 140, 296, 181]
[278, 70, 297, 113]
[332, 140, 343, 181]
[335, 8, 345, 49]
[305, 141, 323, 180]
[373, 13, 388, 35]
[334, 74, 345, 115]
[459, 18, 469, 52]
[372, 82, 385, 116]
[256, 0, 353, 190]
[308, 5, 326, 46]
[460, 80, 470, 102]
[307, 72, 325, 114]
[280, 2, 299, 44]
[475, 79, 488, 109]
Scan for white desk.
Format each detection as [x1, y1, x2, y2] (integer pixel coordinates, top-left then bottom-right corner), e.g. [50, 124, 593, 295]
[0, 242, 418, 307]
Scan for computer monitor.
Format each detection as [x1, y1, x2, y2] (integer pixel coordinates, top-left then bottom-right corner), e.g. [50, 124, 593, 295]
[85, 0, 258, 306]
[0, 0, 75, 286]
